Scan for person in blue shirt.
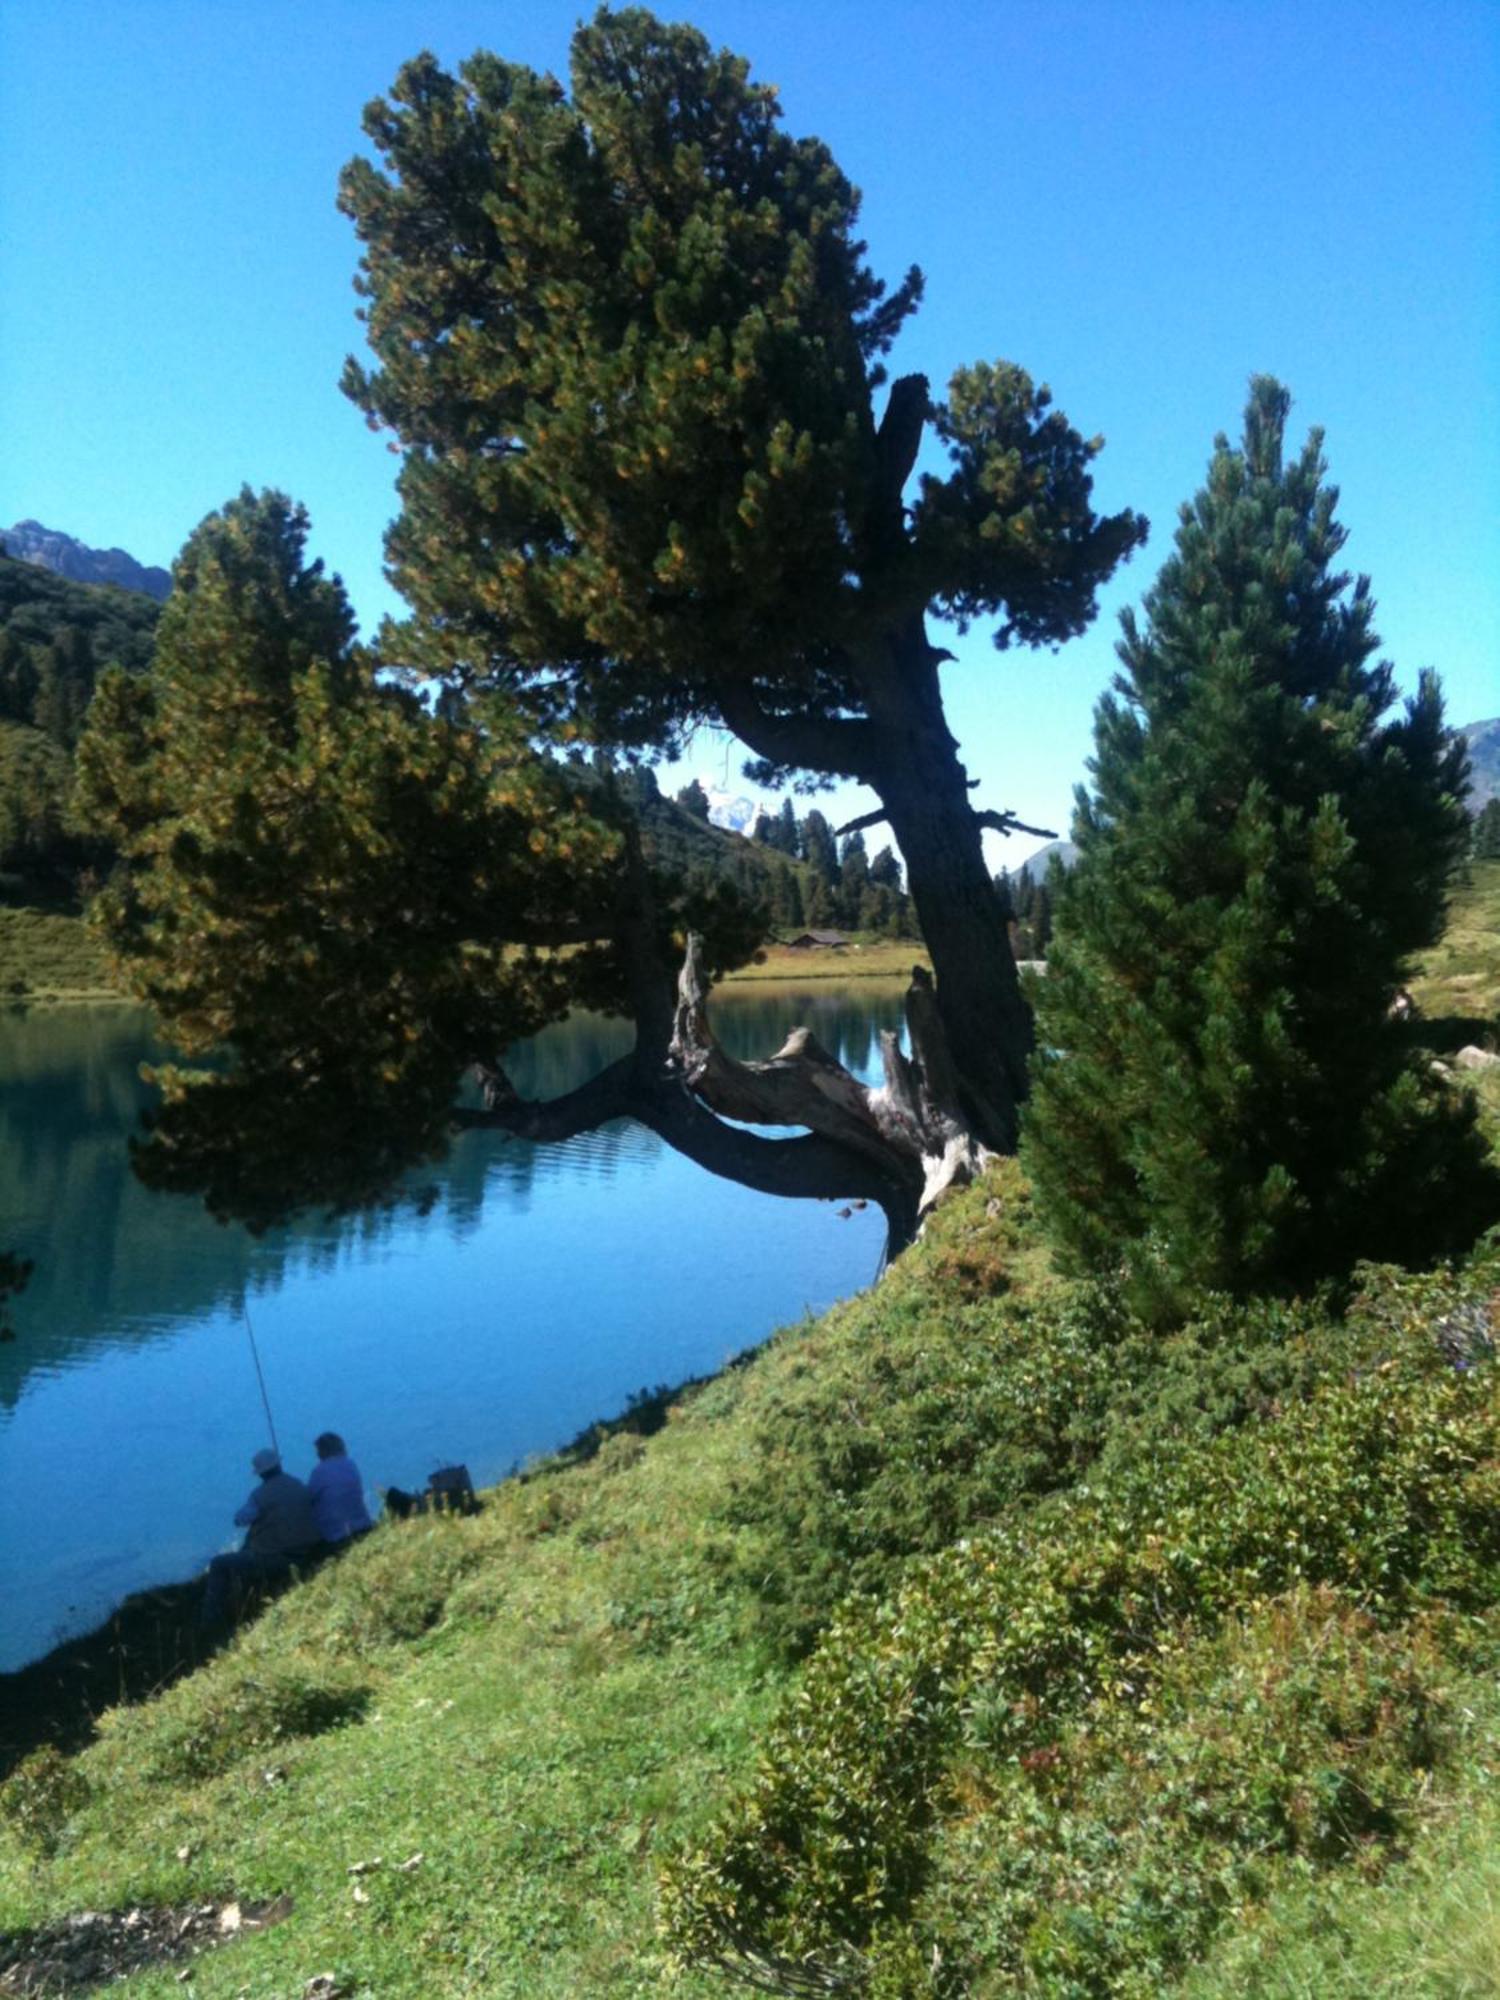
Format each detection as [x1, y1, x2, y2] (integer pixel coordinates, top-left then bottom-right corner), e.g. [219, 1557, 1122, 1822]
[307, 1431, 374, 1544]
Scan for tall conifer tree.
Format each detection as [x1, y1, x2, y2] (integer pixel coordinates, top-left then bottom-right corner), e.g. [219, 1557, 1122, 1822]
[1024, 379, 1495, 1317]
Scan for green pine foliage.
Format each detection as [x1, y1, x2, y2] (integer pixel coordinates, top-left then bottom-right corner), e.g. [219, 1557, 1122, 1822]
[76, 490, 631, 1229]
[1023, 379, 1497, 1317]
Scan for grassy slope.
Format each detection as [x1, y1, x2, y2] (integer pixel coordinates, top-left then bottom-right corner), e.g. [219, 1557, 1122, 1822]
[0, 869, 1495, 1997]
[0, 1196, 1046, 1998]
[724, 937, 928, 982]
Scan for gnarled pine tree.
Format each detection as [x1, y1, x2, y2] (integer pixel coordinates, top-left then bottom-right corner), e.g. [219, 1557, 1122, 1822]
[337, 5, 1146, 1177]
[1023, 378, 1497, 1317]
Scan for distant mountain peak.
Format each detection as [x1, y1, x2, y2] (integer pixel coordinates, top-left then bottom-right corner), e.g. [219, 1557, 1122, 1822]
[698, 780, 767, 835]
[4, 520, 171, 602]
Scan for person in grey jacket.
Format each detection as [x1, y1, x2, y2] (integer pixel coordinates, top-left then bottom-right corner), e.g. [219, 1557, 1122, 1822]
[200, 1448, 321, 1625]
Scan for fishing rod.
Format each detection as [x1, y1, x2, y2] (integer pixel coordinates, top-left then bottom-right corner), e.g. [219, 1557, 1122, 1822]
[239, 1292, 281, 1462]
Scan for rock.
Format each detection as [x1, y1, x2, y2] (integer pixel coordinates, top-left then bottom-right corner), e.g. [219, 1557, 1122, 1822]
[1455, 1045, 1500, 1072]
[241, 1893, 294, 1930]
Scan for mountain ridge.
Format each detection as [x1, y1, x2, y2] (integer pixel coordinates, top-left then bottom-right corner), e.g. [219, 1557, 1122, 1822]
[3, 520, 171, 603]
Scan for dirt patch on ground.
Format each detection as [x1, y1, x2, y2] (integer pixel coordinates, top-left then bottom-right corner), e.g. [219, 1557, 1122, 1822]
[0, 1894, 291, 1995]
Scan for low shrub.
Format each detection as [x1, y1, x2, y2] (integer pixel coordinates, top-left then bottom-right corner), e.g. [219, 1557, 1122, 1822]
[661, 1255, 1500, 1993]
[0, 1745, 92, 1858]
[727, 1244, 1362, 1662]
[120, 1661, 374, 1782]
[724, 1279, 1130, 1659]
[911, 1590, 1459, 1997]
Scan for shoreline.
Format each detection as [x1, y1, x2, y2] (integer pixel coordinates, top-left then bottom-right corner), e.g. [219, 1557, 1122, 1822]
[0, 1362, 740, 1778]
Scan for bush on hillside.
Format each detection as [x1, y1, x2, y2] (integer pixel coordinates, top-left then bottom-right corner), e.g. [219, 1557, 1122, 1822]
[725, 1175, 1369, 1662]
[900, 1590, 1463, 1998]
[104, 1660, 374, 1783]
[661, 1252, 1500, 1993]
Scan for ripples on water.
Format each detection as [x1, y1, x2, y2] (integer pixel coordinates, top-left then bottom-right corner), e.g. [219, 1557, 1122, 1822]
[0, 986, 906, 1668]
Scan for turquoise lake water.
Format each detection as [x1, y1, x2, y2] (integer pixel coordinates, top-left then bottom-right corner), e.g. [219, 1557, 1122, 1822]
[0, 987, 901, 1670]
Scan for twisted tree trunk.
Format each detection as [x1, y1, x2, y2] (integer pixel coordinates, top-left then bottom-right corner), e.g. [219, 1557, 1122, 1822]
[461, 933, 997, 1260]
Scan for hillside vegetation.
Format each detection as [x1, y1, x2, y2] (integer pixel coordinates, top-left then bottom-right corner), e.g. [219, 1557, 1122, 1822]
[0, 870, 1496, 1997]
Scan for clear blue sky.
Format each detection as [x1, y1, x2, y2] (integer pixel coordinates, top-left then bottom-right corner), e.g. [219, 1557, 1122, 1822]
[2, 0, 1495, 866]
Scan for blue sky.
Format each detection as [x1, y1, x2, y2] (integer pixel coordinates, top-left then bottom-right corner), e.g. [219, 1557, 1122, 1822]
[2, 0, 1495, 866]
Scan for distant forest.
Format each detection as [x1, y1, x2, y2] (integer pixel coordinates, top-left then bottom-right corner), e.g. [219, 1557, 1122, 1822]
[0, 552, 923, 939]
[0, 554, 160, 885]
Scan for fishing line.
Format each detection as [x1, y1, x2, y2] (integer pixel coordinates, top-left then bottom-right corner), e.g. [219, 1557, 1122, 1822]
[239, 1293, 281, 1461]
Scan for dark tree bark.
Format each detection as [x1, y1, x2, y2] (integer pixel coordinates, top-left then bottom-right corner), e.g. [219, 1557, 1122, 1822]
[719, 615, 1033, 1156]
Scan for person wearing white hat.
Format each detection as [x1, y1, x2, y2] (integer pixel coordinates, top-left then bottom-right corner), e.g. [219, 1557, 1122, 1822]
[200, 1447, 320, 1626]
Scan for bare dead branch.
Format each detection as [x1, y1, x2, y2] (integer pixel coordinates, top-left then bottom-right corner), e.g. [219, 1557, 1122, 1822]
[833, 806, 890, 838]
[975, 809, 1058, 842]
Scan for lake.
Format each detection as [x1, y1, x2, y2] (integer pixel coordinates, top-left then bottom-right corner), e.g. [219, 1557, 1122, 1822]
[0, 985, 902, 1671]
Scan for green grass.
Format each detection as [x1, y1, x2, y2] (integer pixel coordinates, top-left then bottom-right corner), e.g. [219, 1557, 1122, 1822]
[724, 936, 929, 982]
[0, 896, 116, 1001]
[1411, 857, 1500, 1138]
[1411, 857, 1500, 1029]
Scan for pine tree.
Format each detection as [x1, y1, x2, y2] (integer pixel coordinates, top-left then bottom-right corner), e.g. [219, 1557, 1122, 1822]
[801, 809, 839, 890]
[676, 777, 711, 821]
[77, 490, 627, 1227]
[1472, 797, 1500, 861]
[1031, 877, 1053, 958]
[776, 797, 801, 858]
[869, 844, 903, 893]
[805, 878, 837, 928]
[1024, 378, 1495, 1319]
[338, 8, 1147, 1153]
[837, 827, 870, 926]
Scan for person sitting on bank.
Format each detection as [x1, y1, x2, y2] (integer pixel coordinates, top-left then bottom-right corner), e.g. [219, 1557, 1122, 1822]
[308, 1431, 373, 1544]
[200, 1447, 321, 1625]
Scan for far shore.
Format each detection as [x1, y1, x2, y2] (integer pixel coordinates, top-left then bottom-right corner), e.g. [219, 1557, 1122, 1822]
[3, 897, 930, 1006]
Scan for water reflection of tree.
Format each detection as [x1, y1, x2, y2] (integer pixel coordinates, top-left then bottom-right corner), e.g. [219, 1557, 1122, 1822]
[0, 989, 906, 1406]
